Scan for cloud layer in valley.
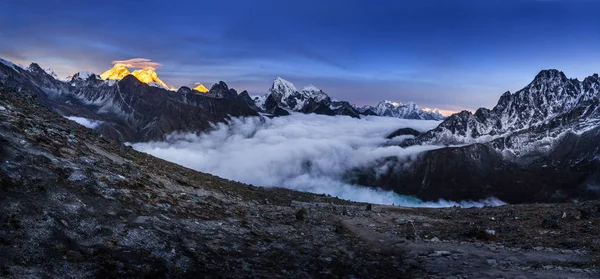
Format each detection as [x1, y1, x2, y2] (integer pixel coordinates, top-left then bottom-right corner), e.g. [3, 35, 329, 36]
[132, 114, 505, 207]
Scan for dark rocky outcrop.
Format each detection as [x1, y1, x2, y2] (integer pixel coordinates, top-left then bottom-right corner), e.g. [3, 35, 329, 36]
[205, 81, 238, 99]
[263, 94, 290, 116]
[331, 101, 361, 118]
[237, 90, 260, 111]
[386, 128, 422, 139]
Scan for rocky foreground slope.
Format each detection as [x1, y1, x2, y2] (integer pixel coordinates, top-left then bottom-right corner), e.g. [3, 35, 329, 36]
[1, 85, 599, 277]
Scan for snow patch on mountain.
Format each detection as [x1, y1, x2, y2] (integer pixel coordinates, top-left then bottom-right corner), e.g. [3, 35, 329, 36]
[43, 68, 60, 80]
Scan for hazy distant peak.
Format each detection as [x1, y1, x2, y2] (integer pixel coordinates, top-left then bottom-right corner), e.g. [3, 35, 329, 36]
[302, 84, 320, 92]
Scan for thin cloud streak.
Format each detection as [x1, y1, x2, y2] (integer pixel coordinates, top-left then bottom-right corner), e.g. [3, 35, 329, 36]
[112, 58, 162, 70]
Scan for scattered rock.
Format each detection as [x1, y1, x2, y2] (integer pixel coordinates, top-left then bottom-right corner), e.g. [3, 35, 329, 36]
[404, 259, 419, 268]
[505, 256, 521, 264]
[65, 250, 83, 262]
[405, 221, 418, 239]
[296, 208, 307, 221]
[365, 204, 372, 211]
[429, 251, 451, 257]
[542, 218, 559, 229]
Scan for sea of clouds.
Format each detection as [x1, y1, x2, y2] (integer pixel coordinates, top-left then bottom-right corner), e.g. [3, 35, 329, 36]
[132, 113, 505, 208]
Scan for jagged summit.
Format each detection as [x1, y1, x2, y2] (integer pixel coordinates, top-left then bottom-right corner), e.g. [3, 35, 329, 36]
[100, 64, 130, 80]
[66, 71, 99, 82]
[204, 81, 238, 99]
[270, 77, 298, 96]
[130, 68, 169, 90]
[27, 63, 47, 75]
[532, 69, 567, 82]
[99, 64, 169, 90]
[415, 69, 600, 147]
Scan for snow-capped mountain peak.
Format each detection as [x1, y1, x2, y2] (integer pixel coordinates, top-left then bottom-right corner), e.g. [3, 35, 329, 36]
[100, 64, 131, 80]
[99, 64, 169, 90]
[270, 77, 298, 97]
[416, 69, 600, 149]
[301, 84, 329, 103]
[131, 68, 169, 90]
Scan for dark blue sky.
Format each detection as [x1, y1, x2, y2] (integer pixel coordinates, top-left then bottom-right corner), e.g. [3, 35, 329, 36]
[1, 0, 599, 114]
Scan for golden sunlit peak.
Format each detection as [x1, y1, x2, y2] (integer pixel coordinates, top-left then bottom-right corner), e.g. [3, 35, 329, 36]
[193, 83, 209, 93]
[99, 58, 170, 89]
[100, 64, 131, 80]
[391, 102, 400, 107]
[130, 68, 169, 90]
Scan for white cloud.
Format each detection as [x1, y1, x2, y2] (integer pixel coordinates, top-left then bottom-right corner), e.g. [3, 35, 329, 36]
[112, 58, 162, 70]
[132, 113, 505, 207]
[66, 116, 103, 129]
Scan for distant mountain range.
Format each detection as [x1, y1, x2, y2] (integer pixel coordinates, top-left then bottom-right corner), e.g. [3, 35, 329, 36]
[0, 58, 258, 142]
[251, 77, 444, 120]
[0, 57, 442, 142]
[354, 100, 444, 120]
